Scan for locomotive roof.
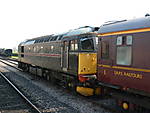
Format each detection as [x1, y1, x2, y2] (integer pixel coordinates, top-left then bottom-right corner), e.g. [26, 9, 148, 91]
[62, 26, 99, 40]
[64, 26, 95, 37]
[62, 32, 97, 41]
[19, 33, 66, 46]
[64, 26, 99, 37]
[98, 16, 150, 34]
[19, 26, 99, 46]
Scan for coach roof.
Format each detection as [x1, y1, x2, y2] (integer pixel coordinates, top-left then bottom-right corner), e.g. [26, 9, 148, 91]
[98, 16, 150, 34]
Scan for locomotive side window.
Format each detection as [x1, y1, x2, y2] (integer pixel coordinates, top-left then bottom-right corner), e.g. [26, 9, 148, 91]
[33, 47, 36, 53]
[70, 40, 75, 51]
[58, 35, 63, 40]
[80, 38, 94, 51]
[101, 41, 109, 59]
[70, 40, 78, 51]
[75, 40, 78, 50]
[95, 37, 98, 45]
[51, 46, 54, 52]
[116, 35, 132, 65]
[28, 47, 31, 53]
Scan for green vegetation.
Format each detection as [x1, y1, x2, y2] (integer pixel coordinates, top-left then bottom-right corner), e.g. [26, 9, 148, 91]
[11, 52, 18, 59]
[11, 56, 18, 59]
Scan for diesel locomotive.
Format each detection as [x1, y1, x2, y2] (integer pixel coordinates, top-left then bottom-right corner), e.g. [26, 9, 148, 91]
[0, 49, 12, 57]
[97, 16, 150, 110]
[18, 26, 99, 96]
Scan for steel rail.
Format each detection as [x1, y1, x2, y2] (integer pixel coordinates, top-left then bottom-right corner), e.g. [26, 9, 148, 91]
[0, 59, 22, 71]
[0, 71, 42, 113]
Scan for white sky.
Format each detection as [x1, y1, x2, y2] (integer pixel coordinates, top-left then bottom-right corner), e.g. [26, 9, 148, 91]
[0, 0, 149, 49]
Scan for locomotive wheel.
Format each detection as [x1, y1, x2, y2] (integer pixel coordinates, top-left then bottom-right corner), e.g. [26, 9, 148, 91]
[67, 81, 76, 91]
[46, 75, 51, 81]
[42, 70, 47, 78]
[25, 65, 29, 72]
[51, 76, 57, 85]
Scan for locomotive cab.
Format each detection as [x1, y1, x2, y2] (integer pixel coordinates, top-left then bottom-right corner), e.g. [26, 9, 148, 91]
[78, 37, 97, 82]
[77, 37, 98, 96]
[62, 27, 98, 96]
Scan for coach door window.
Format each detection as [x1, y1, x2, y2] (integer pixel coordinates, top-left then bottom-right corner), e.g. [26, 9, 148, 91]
[101, 41, 109, 59]
[116, 35, 132, 65]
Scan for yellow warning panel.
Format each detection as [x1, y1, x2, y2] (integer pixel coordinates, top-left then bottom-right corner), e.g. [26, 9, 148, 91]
[76, 86, 94, 96]
[78, 53, 97, 74]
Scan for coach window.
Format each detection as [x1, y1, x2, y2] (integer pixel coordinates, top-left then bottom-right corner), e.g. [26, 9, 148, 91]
[116, 35, 132, 65]
[70, 40, 78, 51]
[101, 41, 109, 59]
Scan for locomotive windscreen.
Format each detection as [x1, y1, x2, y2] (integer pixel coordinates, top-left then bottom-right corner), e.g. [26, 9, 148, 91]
[80, 38, 94, 51]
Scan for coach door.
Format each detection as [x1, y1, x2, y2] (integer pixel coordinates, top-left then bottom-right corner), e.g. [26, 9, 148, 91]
[61, 41, 69, 71]
[100, 37, 112, 66]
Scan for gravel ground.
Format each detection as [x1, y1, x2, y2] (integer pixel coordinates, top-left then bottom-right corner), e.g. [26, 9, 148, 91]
[0, 62, 118, 113]
[0, 75, 34, 113]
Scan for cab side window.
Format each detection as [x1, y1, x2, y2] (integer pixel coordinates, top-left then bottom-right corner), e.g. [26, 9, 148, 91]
[116, 35, 132, 65]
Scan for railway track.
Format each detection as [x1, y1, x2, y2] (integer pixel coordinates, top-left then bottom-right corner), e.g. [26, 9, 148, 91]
[0, 58, 81, 113]
[0, 71, 41, 113]
[0, 58, 121, 113]
[0, 57, 146, 113]
[0, 57, 18, 65]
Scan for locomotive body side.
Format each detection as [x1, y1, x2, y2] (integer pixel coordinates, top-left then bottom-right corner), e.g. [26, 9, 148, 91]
[18, 41, 64, 73]
[18, 35, 79, 80]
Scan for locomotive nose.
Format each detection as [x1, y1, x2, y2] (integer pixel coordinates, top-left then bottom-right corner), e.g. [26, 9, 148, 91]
[78, 53, 97, 75]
